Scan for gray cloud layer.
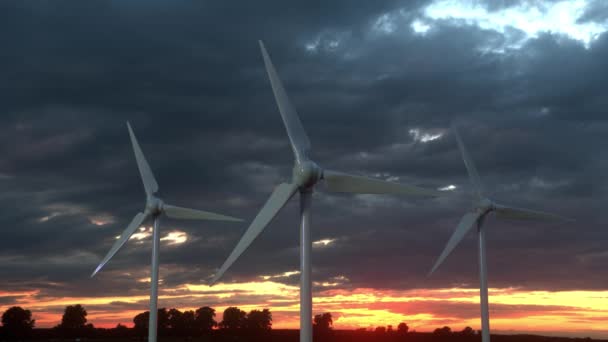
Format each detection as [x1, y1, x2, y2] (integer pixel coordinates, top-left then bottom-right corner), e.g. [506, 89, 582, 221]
[0, 0, 607, 305]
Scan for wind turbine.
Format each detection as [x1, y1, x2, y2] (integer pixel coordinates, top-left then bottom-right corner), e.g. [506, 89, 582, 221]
[429, 125, 571, 342]
[210, 41, 442, 342]
[91, 122, 242, 342]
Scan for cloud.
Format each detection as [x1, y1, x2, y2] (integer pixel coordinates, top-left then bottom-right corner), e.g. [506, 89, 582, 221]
[421, 0, 608, 49]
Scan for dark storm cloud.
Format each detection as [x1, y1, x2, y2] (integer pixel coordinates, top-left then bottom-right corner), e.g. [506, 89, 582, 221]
[0, 0, 607, 311]
[0, 296, 22, 305]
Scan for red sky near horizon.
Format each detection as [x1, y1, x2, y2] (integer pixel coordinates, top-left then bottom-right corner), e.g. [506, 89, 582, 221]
[3, 279, 607, 339]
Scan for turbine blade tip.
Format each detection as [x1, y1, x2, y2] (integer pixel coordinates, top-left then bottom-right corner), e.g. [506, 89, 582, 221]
[90, 266, 101, 278]
[209, 270, 226, 286]
[428, 260, 443, 276]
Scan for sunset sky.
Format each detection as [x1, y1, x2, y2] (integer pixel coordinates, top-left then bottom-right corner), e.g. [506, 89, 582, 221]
[1, 0, 608, 339]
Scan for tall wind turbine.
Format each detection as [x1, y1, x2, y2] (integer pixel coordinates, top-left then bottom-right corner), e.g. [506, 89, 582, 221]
[210, 41, 442, 342]
[91, 122, 242, 342]
[429, 125, 571, 342]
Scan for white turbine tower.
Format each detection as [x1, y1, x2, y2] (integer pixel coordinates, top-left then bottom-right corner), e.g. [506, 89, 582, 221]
[429, 125, 571, 342]
[91, 122, 242, 342]
[210, 41, 442, 342]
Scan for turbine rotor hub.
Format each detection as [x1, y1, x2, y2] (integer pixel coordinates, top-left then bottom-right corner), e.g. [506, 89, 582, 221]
[293, 160, 322, 188]
[477, 197, 495, 213]
[146, 196, 164, 215]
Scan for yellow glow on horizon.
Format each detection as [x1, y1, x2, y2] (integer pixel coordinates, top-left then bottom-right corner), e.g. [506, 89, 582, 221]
[186, 280, 299, 297]
[2, 283, 607, 337]
[334, 309, 436, 329]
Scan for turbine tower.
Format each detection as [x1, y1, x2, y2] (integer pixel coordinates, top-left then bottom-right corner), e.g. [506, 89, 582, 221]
[210, 41, 442, 342]
[91, 122, 242, 342]
[429, 125, 571, 342]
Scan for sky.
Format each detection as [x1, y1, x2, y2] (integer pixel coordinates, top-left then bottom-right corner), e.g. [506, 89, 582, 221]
[1, 0, 608, 338]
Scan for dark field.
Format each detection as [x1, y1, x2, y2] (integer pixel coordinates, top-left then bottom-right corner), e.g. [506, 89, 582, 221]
[7, 330, 607, 342]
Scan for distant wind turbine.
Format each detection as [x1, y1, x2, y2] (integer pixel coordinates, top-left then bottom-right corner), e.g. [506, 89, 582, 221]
[429, 125, 571, 342]
[91, 122, 242, 342]
[210, 41, 442, 342]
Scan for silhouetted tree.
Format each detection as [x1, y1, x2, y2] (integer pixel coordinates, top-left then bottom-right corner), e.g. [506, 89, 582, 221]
[56, 304, 93, 338]
[220, 307, 246, 330]
[133, 311, 149, 337]
[195, 306, 217, 333]
[166, 309, 196, 336]
[434, 326, 452, 336]
[313, 313, 333, 331]
[157, 308, 169, 335]
[84, 323, 95, 336]
[181, 310, 196, 336]
[132, 308, 169, 337]
[167, 308, 184, 334]
[246, 309, 272, 332]
[375, 326, 387, 334]
[387, 325, 394, 334]
[397, 322, 409, 335]
[59, 304, 87, 329]
[115, 323, 128, 333]
[1, 306, 35, 340]
[313, 312, 333, 338]
[461, 326, 476, 336]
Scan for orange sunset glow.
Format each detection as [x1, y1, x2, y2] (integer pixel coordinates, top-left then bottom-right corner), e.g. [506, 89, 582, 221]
[2, 280, 607, 338]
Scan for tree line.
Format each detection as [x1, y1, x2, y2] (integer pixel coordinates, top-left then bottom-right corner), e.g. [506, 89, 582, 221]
[0, 304, 275, 339]
[132, 306, 272, 336]
[1, 305, 480, 340]
[1, 305, 339, 339]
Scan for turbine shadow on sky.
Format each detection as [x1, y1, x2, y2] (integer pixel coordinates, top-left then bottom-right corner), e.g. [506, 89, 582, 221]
[91, 122, 242, 342]
[210, 40, 442, 342]
[428, 124, 573, 342]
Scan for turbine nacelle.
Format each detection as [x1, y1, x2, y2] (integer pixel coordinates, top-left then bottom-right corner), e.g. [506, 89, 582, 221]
[476, 197, 495, 214]
[146, 196, 164, 216]
[293, 160, 322, 189]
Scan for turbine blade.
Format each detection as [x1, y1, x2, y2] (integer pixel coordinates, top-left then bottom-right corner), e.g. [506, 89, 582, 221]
[210, 182, 299, 285]
[127, 122, 159, 196]
[323, 170, 442, 197]
[91, 212, 149, 277]
[259, 40, 311, 161]
[494, 205, 573, 222]
[164, 204, 242, 222]
[452, 124, 483, 198]
[429, 211, 482, 275]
